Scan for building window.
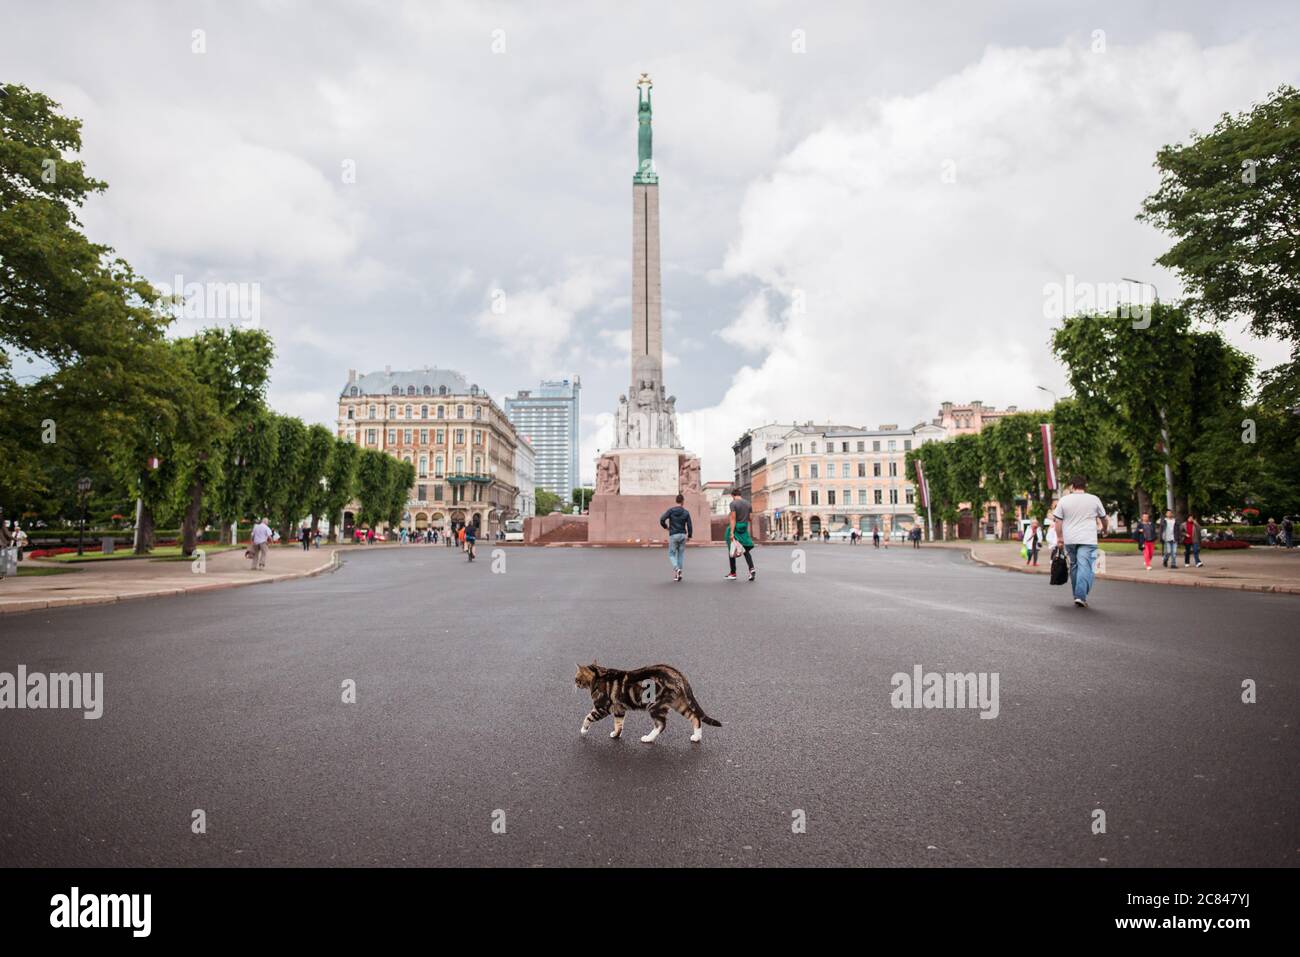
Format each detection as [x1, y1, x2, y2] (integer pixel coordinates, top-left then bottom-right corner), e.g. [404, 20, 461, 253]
[435, 455, 444, 475]
[455, 429, 465, 445]
[473, 429, 482, 445]
[841, 442, 849, 453]
[889, 489, 899, 505]
[872, 441, 881, 452]
[436, 430, 444, 444]
[856, 441, 864, 452]
[421, 405, 428, 419]
[437, 406, 445, 419]
[347, 408, 354, 420]
[387, 429, 397, 445]
[392, 386, 400, 395]
[366, 429, 377, 446]
[404, 429, 412, 445]
[888, 440, 897, 451]
[419, 456, 428, 477]
[349, 386, 358, 397]
[457, 405, 464, 418]
[873, 462, 881, 477]
[423, 386, 431, 396]
[792, 464, 800, 479]
[904, 439, 912, 451]
[905, 488, 914, 504]
[388, 405, 396, 418]
[874, 489, 883, 505]
[369, 404, 376, 419]
[827, 490, 836, 506]
[434, 485, 443, 501]
[475, 407, 483, 420]
[789, 490, 797, 506]
[857, 462, 865, 477]
[810, 464, 819, 479]
[420, 429, 428, 444]
[811, 442, 817, 453]
[858, 489, 868, 505]
[811, 490, 819, 506]
[417, 484, 426, 500]
[889, 462, 898, 477]
[455, 456, 464, 472]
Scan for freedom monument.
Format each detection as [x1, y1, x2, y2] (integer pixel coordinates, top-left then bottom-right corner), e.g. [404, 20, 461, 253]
[528, 75, 709, 544]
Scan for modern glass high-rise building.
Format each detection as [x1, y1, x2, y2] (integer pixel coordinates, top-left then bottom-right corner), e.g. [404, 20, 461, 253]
[504, 377, 581, 501]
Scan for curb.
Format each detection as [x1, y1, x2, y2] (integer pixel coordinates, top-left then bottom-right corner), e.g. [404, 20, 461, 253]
[961, 546, 1300, 596]
[0, 550, 341, 616]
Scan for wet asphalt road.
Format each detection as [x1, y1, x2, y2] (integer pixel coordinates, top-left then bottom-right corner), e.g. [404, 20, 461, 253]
[1, 543, 1296, 867]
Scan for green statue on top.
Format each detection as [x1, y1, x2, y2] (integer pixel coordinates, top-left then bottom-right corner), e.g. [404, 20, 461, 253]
[634, 73, 658, 184]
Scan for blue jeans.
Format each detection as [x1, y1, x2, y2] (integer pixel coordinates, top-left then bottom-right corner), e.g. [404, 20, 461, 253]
[668, 533, 686, 570]
[1066, 544, 1097, 602]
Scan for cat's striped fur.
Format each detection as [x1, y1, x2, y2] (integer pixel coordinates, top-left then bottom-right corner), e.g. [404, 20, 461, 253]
[575, 662, 722, 743]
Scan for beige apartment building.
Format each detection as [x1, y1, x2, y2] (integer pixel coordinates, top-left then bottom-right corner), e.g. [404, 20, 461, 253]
[337, 367, 521, 537]
[758, 422, 947, 540]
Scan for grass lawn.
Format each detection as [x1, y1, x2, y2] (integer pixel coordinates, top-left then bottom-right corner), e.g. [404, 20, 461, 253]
[47, 544, 243, 563]
[1098, 542, 1139, 554]
[14, 565, 81, 576]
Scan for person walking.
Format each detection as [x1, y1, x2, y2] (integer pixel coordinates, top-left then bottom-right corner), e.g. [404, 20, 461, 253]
[300, 525, 311, 552]
[872, 527, 880, 549]
[0, 511, 13, 581]
[910, 525, 922, 549]
[659, 494, 693, 582]
[1051, 474, 1108, 608]
[1022, 518, 1043, 566]
[724, 489, 755, 582]
[1266, 518, 1278, 546]
[1284, 516, 1295, 549]
[1134, 511, 1156, 571]
[1158, 508, 1179, 569]
[1184, 513, 1203, 568]
[250, 516, 272, 571]
[464, 521, 477, 562]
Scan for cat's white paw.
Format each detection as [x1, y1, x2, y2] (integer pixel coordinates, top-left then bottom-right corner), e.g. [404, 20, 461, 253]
[690, 732, 702, 742]
[610, 729, 620, 738]
[579, 724, 589, 735]
[639, 733, 656, 743]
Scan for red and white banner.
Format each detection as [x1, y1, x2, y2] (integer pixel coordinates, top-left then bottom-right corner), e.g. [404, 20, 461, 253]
[914, 459, 931, 509]
[1040, 424, 1057, 490]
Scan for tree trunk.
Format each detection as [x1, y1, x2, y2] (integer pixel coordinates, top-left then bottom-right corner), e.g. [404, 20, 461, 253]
[181, 480, 204, 556]
[134, 506, 156, 555]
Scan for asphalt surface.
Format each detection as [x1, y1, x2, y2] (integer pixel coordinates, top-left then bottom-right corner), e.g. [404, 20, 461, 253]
[1, 543, 1296, 867]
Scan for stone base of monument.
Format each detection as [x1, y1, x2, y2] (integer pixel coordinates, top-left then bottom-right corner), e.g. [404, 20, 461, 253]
[587, 490, 710, 544]
[586, 447, 709, 544]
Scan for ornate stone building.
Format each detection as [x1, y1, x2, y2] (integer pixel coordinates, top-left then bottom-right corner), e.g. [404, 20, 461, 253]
[337, 367, 521, 537]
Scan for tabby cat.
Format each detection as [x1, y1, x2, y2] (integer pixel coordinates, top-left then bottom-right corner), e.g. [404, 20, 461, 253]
[575, 662, 721, 743]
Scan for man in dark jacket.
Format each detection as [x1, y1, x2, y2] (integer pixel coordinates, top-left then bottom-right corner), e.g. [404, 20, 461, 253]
[659, 494, 693, 582]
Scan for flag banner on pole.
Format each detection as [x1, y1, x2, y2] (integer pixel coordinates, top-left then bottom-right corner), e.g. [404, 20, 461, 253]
[1040, 424, 1057, 490]
[914, 460, 930, 509]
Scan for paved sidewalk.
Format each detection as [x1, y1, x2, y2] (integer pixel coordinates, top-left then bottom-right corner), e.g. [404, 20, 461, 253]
[0, 544, 344, 615]
[928, 540, 1300, 595]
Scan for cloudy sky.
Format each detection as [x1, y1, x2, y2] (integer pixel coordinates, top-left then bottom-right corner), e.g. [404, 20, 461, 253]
[6, 0, 1298, 481]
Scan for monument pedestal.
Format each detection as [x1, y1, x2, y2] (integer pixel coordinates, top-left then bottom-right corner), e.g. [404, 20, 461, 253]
[588, 491, 710, 544]
[588, 447, 708, 543]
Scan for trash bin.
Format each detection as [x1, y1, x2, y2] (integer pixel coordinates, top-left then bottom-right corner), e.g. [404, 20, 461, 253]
[101, 537, 115, 555]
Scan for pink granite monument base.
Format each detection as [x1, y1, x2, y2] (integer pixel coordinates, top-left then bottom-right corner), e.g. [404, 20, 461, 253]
[587, 491, 710, 544]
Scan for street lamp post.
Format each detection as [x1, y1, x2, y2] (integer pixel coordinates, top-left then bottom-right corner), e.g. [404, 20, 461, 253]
[76, 477, 92, 557]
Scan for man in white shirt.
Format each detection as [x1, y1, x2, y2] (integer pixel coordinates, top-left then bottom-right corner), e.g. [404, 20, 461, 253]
[250, 517, 272, 571]
[1051, 475, 1108, 608]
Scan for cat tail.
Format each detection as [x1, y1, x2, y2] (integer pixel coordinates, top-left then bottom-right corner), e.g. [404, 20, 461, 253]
[687, 689, 722, 727]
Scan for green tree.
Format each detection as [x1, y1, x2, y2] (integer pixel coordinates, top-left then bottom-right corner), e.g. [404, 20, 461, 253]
[267, 415, 307, 539]
[319, 438, 359, 541]
[1139, 85, 1300, 408]
[947, 434, 985, 540]
[572, 486, 593, 511]
[535, 488, 562, 515]
[354, 449, 391, 528]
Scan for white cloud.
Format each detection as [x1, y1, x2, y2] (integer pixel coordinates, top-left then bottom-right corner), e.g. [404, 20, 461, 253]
[685, 33, 1298, 479]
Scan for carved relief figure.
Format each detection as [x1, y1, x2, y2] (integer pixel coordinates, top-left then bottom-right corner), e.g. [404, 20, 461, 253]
[595, 455, 620, 495]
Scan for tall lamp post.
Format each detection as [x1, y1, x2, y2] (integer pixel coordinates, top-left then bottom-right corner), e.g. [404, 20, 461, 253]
[76, 477, 92, 556]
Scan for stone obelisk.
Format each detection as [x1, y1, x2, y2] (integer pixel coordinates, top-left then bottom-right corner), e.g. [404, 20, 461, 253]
[588, 75, 707, 543]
